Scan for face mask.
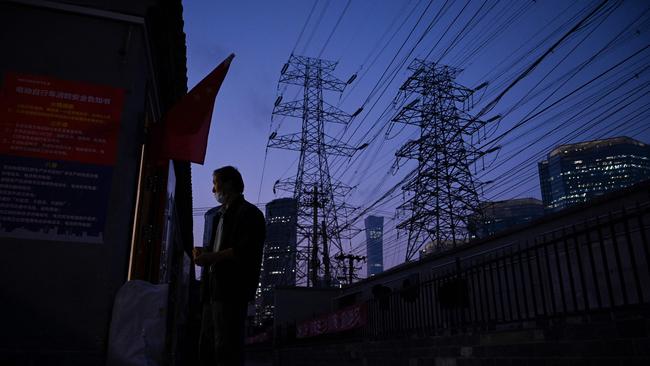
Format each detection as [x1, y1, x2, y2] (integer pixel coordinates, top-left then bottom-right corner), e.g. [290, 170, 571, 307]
[214, 191, 226, 204]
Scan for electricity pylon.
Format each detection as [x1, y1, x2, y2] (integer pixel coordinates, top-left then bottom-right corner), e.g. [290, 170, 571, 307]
[269, 55, 358, 287]
[391, 59, 486, 260]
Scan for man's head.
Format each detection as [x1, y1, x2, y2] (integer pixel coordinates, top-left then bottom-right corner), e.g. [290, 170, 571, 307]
[212, 166, 244, 205]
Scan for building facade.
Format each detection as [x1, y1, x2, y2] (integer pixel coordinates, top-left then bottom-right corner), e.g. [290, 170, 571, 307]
[538, 137, 650, 211]
[365, 215, 384, 277]
[257, 198, 298, 325]
[470, 198, 545, 238]
[0, 0, 193, 362]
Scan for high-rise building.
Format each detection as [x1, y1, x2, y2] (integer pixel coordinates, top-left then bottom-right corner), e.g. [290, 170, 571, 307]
[257, 198, 297, 325]
[539, 137, 650, 211]
[469, 198, 545, 238]
[365, 215, 384, 277]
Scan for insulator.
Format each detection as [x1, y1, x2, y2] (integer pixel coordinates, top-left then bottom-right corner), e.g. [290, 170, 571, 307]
[405, 98, 420, 109]
[352, 107, 363, 117]
[357, 143, 369, 150]
[474, 81, 489, 91]
[486, 114, 501, 123]
[269, 131, 277, 140]
[485, 146, 500, 154]
[346, 73, 357, 84]
[274, 95, 283, 107]
[280, 63, 289, 75]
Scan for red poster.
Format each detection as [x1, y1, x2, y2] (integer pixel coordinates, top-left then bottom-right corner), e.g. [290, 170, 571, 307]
[0, 73, 124, 165]
[0, 73, 124, 243]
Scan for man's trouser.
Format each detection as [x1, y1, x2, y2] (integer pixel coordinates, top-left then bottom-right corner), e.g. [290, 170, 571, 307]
[199, 300, 248, 366]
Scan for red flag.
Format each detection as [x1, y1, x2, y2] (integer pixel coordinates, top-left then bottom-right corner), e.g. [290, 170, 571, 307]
[156, 53, 234, 164]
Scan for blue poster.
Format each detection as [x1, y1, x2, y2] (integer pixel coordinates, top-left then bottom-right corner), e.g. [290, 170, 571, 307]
[0, 155, 113, 243]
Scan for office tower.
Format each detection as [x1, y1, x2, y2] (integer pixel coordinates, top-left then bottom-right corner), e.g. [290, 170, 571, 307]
[469, 198, 544, 238]
[365, 215, 384, 277]
[257, 198, 297, 325]
[539, 137, 650, 211]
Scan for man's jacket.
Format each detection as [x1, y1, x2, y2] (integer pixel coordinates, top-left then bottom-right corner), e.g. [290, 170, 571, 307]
[200, 195, 266, 302]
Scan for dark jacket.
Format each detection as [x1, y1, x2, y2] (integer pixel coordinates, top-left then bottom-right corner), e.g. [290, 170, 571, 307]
[200, 195, 266, 302]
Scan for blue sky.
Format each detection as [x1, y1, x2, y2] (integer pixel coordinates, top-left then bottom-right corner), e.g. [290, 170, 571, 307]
[182, 0, 650, 273]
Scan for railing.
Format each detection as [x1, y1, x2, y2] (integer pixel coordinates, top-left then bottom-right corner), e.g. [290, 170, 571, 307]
[364, 202, 650, 338]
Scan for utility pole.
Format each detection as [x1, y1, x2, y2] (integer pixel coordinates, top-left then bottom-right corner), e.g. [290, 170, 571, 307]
[310, 185, 319, 287]
[391, 59, 486, 260]
[269, 55, 357, 287]
[322, 220, 330, 287]
[305, 231, 310, 288]
[335, 253, 365, 286]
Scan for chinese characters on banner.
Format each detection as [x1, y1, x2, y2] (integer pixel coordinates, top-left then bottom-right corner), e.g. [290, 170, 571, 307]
[0, 73, 124, 243]
[296, 303, 368, 338]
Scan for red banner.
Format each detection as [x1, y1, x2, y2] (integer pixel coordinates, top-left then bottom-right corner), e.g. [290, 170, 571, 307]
[296, 303, 368, 339]
[245, 329, 271, 345]
[0, 73, 124, 165]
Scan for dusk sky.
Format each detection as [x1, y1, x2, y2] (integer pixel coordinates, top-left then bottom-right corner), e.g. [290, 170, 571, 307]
[182, 0, 650, 274]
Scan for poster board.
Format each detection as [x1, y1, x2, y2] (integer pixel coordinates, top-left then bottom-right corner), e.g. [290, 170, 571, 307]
[0, 72, 124, 243]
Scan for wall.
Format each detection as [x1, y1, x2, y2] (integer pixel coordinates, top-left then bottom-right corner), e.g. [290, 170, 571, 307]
[0, 1, 171, 364]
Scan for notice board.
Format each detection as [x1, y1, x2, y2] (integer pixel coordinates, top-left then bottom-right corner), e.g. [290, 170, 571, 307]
[0, 72, 124, 243]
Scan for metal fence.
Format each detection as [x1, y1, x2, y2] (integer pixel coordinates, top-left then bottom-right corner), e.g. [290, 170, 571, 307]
[364, 202, 650, 338]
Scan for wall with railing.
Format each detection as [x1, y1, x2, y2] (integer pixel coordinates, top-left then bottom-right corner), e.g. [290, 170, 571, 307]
[363, 202, 650, 338]
[250, 183, 650, 348]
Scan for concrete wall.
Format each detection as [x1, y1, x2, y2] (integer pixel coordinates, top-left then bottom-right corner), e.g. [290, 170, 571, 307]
[273, 310, 650, 365]
[0, 1, 153, 363]
[274, 287, 341, 326]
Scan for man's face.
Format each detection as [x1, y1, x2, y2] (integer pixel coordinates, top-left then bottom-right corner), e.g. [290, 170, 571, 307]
[212, 174, 231, 201]
[212, 174, 221, 195]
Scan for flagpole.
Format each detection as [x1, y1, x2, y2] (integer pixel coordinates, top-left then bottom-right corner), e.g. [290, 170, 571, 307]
[127, 143, 147, 280]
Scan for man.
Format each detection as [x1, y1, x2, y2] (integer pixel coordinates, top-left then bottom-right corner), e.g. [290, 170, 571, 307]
[193, 166, 266, 366]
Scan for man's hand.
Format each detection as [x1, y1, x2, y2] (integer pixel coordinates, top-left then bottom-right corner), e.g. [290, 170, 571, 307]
[194, 252, 213, 266]
[193, 248, 235, 267]
[193, 247, 214, 267]
[192, 247, 204, 260]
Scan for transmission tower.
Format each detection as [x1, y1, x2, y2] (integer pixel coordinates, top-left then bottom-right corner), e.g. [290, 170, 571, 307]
[269, 55, 358, 287]
[391, 59, 485, 260]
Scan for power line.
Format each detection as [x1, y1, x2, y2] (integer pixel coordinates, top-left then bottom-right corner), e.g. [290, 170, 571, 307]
[292, 0, 319, 54]
[336, 0, 644, 264]
[300, 0, 332, 55]
[318, 0, 352, 58]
